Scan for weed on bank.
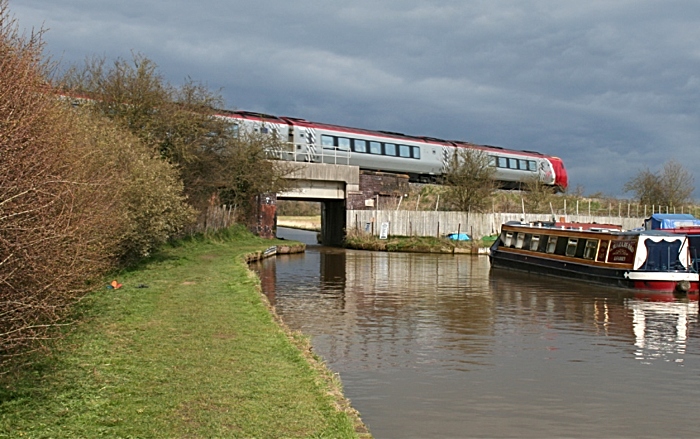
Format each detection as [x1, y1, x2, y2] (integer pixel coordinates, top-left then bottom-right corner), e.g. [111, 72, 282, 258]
[0, 226, 366, 438]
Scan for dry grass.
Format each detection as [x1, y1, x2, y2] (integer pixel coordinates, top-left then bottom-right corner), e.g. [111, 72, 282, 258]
[278, 215, 322, 231]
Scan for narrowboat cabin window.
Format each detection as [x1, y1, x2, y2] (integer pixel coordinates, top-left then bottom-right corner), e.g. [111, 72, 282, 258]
[503, 231, 514, 247]
[546, 236, 557, 253]
[566, 238, 579, 257]
[515, 233, 526, 249]
[583, 239, 598, 260]
[530, 235, 540, 251]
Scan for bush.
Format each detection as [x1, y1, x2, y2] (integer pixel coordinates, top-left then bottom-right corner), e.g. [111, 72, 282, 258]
[0, 4, 120, 365]
[69, 108, 196, 263]
[0, 2, 194, 368]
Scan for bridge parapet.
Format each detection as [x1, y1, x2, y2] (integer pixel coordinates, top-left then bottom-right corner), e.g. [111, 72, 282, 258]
[277, 161, 359, 200]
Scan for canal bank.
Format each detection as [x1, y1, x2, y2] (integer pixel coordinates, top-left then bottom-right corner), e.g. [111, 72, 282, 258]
[0, 227, 370, 438]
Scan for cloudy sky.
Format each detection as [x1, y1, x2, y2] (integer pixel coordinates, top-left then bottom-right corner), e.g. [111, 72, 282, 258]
[12, 0, 700, 197]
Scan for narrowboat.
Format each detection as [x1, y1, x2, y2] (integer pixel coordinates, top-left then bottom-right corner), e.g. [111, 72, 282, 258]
[488, 220, 699, 293]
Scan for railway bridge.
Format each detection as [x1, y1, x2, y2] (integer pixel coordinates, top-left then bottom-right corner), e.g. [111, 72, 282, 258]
[250, 162, 409, 246]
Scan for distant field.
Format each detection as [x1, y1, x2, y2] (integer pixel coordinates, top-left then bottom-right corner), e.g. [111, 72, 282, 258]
[278, 215, 321, 231]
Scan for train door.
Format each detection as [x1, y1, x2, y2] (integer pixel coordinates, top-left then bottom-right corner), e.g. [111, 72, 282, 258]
[291, 126, 318, 162]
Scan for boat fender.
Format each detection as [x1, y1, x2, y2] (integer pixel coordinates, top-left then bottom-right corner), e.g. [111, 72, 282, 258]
[675, 280, 691, 293]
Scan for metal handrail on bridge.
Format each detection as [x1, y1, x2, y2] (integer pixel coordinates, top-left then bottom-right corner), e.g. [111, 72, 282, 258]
[269, 142, 352, 166]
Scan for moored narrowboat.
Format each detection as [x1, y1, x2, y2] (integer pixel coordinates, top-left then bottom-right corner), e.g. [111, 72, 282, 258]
[488, 220, 699, 293]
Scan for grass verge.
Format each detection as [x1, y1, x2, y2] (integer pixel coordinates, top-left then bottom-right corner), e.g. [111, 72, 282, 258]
[343, 230, 495, 253]
[0, 225, 369, 438]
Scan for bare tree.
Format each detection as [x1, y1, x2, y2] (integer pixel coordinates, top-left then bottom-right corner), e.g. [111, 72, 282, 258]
[61, 54, 294, 217]
[661, 160, 695, 207]
[623, 159, 694, 207]
[522, 176, 555, 213]
[443, 148, 496, 212]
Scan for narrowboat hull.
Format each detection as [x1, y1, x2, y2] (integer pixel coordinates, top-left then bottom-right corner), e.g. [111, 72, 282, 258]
[489, 248, 699, 293]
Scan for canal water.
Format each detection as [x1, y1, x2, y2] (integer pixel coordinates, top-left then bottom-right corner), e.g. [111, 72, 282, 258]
[252, 228, 700, 438]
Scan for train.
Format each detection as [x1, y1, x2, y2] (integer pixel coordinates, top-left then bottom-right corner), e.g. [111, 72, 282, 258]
[225, 110, 568, 192]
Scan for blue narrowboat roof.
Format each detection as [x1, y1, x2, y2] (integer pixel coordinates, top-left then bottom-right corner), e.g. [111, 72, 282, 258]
[645, 214, 700, 230]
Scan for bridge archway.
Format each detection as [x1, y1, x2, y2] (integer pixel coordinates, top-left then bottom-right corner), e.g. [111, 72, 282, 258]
[274, 162, 359, 246]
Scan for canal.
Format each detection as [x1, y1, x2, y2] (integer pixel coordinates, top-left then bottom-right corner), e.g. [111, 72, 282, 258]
[252, 228, 700, 438]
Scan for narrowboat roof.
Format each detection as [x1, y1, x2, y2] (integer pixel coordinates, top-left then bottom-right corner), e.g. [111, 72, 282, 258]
[645, 214, 700, 230]
[503, 220, 689, 238]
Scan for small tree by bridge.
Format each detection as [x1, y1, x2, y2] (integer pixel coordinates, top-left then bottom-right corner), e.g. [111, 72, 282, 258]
[443, 148, 496, 212]
[61, 54, 293, 220]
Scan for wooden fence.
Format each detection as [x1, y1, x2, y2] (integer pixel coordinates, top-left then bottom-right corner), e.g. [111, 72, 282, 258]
[347, 210, 644, 239]
[187, 204, 238, 234]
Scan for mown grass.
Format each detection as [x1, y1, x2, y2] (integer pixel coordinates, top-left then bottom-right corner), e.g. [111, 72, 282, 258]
[0, 225, 367, 438]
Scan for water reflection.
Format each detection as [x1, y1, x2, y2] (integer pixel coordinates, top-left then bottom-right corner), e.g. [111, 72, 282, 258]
[252, 241, 700, 438]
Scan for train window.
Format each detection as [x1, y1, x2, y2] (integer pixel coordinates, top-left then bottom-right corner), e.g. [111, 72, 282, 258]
[384, 143, 397, 156]
[399, 144, 411, 158]
[489, 156, 497, 167]
[261, 127, 269, 134]
[230, 124, 240, 138]
[412, 146, 421, 159]
[519, 159, 528, 170]
[353, 139, 367, 153]
[498, 157, 508, 168]
[322, 135, 335, 149]
[528, 160, 537, 171]
[369, 141, 381, 154]
[508, 159, 518, 170]
[338, 137, 351, 151]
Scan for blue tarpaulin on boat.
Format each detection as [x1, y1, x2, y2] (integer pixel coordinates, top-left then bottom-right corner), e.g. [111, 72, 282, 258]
[644, 214, 700, 230]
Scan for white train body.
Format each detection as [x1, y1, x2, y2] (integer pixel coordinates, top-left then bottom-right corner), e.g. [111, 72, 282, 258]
[217, 111, 568, 191]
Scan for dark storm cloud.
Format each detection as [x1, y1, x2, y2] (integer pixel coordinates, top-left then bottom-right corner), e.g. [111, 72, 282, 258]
[12, 0, 700, 196]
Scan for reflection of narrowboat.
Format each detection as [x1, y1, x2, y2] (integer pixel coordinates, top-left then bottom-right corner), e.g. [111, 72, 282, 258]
[489, 220, 699, 293]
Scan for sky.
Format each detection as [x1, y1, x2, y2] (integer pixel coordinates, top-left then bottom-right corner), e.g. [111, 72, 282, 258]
[11, 0, 700, 197]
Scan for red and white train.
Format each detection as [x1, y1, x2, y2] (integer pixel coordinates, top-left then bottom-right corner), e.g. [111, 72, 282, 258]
[220, 110, 569, 191]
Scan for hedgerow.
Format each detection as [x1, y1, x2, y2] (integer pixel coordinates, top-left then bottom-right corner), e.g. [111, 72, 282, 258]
[0, 1, 194, 369]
